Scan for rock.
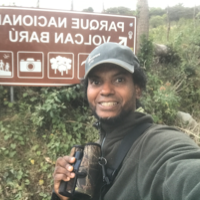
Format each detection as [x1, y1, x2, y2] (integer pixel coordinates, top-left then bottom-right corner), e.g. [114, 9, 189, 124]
[176, 111, 197, 128]
[154, 44, 169, 56]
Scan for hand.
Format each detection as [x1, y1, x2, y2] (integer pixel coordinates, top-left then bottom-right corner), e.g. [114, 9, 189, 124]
[53, 149, 76, 200]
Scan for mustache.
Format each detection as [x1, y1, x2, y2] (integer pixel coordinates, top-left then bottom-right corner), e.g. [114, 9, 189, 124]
[89, 104, 132, 125]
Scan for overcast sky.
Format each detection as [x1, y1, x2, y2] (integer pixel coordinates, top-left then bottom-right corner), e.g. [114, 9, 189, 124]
[0, 0, 198, 12]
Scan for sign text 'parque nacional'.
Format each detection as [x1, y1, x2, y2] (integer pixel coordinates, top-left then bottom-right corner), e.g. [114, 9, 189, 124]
[0, 7, 137, 86]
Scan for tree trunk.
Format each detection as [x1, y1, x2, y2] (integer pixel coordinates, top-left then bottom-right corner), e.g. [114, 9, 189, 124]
[136, 0, 149, 54]
[37, 0, 40, 8]
[166, 7, 170, 41]
[71, 0, 74, 11]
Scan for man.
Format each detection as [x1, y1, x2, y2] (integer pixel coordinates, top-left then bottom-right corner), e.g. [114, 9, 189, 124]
[53, 43, 200, 200]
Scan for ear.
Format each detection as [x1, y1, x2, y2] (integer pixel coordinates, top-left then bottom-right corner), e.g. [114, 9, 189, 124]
[135, 85, 142, 99]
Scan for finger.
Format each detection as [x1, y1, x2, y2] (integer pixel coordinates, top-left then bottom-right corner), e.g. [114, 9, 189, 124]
[54, 178, 70, 200]
[53, 170, 75, 200]
[53, 155, 76, 200]
[54, 173, 71, 182]
[63, 156, 76, 164]
[53, 166, 75, 178]
[70, 147, 76, 156]
[56, 156, 75, 168]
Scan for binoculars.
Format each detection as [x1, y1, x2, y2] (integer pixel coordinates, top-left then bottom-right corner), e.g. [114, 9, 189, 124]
[59, 143, 102, 200]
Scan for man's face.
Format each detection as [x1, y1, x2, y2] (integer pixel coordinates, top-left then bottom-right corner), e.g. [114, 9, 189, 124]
[87, 64, 141, 120]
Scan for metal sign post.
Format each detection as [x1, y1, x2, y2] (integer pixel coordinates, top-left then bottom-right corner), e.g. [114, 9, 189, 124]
[10, 86, 14, 102]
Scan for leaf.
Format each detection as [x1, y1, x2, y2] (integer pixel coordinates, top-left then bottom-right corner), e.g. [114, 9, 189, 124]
[62, 132, 67, 136]
[17, 170, 23, 180]
[9, 151, 16, 158]
[30, 97, 37, 102]
[8, 102, 13, 108]
[23, 93, 28, 97]
[50, 111, 54, 118]
[10, 143, 16, 149]
[25, 179, 30, 185]
[4, 134, 10, 140]
[67, 135, 72, 140]
[18, 136, 24, 141]
[33, 145, 39, 151]
[45, 157, 53, 164]
[30, 160, 35, 165]
[39, 179, 44, 185]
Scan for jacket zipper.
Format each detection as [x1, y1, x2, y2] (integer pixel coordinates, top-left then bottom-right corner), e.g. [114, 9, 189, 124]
[99, 132, 110, 184]
[101, 134, 106, 157]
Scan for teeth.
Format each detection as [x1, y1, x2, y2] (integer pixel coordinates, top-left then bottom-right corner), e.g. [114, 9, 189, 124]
[101, 102, 117, 106]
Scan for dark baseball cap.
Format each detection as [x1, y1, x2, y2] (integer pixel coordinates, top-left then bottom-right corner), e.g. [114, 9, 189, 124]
[84, 42, 140, 78]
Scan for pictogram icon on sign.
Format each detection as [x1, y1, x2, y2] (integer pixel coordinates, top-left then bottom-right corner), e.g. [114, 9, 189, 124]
[0, 51, 13, 78]
[48, 52, 74, 79]
[128, 31, 133, 39]
[0, 59, 11, 76]
[78, 53, 89, 80]
[50, 56, 72, 76]
[20, 58, 42, 72]
[17, 52, 44, 79]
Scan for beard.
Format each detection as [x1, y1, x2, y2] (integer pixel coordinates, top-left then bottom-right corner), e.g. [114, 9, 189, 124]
[90, 105, 133, 125]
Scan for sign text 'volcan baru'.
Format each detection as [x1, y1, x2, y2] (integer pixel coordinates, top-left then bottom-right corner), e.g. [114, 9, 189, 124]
[0, 7, 137, 86]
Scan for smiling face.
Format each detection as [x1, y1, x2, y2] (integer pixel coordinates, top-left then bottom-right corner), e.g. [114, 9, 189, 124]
[87, 64, 141, 121]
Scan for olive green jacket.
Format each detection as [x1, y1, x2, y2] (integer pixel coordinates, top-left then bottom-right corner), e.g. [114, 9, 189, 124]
[100, 112, 200, 200]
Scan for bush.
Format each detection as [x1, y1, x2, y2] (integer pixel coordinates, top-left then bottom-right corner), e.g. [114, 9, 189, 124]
[0, 85, 99, 199]
[150, 15, 166, 28]
[137, 35, 154, 70]
[142, 78, 180, 124]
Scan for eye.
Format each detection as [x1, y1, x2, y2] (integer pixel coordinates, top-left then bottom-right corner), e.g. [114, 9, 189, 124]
[89, 79, 101, 86]
[116, 77, 125, 83]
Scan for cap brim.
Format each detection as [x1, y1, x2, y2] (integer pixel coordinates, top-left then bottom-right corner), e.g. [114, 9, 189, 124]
[84, 58, 134, 78]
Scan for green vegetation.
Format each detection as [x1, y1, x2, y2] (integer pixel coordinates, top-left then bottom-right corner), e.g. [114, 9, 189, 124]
[1, 4, 200, 199]
[0, 86, 98, 199]
[146, 9, 200, 122]
[82, 7, 94, 12]
[103, 6, 136, 15]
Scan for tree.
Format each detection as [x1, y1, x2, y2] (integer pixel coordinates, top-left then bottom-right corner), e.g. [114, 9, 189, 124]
[149, 7, 165, 17]
[36, 0, 40, 8]
[82, 7, 94, 12]
[150, 15, 166, 28]
[103, 7, 135, 16]
[167, 4, 193, 21]
[71, 0, 73, 11]
[136, 0, 149, 54]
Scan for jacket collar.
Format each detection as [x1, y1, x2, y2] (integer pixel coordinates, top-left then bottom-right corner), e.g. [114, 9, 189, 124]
[98, 111, 153, 167]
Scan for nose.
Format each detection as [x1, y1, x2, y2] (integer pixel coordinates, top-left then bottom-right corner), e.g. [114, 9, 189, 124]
[100, 81, 115, 96]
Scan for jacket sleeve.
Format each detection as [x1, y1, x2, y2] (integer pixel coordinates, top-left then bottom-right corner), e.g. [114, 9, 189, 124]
[51, 191, 61, 200]
[138, 125, 200, 200]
